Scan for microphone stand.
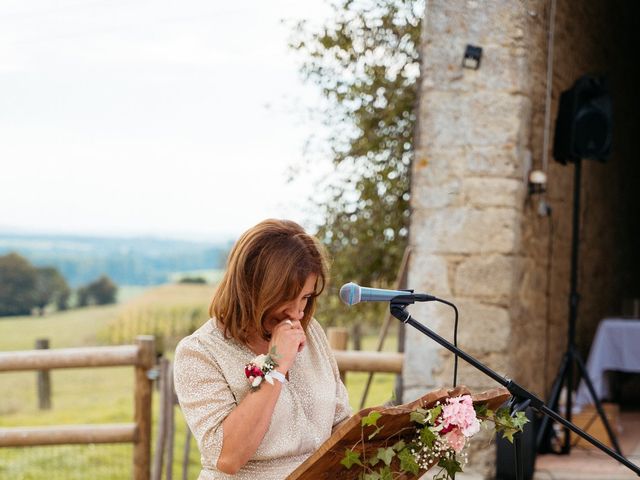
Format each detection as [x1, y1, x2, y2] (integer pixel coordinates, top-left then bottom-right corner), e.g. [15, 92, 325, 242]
[389, 297, 640, 479]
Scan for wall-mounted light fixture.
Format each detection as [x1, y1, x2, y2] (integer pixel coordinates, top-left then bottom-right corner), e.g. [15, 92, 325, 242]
[527, 169, 547, 195]
[462, 44, 482, 70]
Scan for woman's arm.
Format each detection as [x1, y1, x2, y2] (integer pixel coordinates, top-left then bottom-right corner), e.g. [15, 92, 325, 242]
[216, 372, 284, 474]
[216, 319, 306, 474]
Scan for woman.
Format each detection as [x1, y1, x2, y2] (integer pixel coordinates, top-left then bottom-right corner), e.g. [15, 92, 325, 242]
[173, 219, 351, 479]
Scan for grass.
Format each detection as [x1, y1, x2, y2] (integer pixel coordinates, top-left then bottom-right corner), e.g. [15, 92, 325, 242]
[0, 285, 399, 478]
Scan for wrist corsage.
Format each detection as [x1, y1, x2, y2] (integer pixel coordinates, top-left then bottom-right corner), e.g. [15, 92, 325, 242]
[244, 347, 286, 390]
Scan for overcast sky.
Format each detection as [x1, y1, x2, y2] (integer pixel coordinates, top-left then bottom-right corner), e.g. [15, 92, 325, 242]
[0, 0, 334, 241]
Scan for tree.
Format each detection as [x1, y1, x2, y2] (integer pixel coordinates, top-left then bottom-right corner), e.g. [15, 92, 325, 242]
[33, 267, 71, 315]
[77, 275, 118, 307]
[0, 252, 38, 316]
[289, 0, 422, 327]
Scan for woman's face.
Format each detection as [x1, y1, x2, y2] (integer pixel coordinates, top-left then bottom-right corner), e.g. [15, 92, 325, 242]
[263, 273, 318, 334]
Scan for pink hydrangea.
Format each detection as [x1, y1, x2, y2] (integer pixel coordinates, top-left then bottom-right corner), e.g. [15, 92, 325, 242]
[440, 394, 480, 437]
[444, 428, 466, 453]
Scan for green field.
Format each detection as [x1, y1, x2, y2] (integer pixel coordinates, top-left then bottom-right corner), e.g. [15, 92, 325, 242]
[0, 285, 399, 479]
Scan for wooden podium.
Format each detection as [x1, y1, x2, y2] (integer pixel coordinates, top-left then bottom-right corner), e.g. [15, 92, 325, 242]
[287, 386, 510, 480]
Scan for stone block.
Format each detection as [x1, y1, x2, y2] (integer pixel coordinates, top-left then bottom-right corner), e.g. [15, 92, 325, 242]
[455, 299, 511, 354]
[421, 42, 528, 94]
[412, 149, 468, 184]
[465, 145, 523, 178]
[408, 252, 451, 296]
[412, 207, 520, 254]
[462, 177, 524, 209]
[423, 0, 526, 49]
[411, 177, 461, 209]
[454, 254, 515, 302]
[419, 91, 530, 149]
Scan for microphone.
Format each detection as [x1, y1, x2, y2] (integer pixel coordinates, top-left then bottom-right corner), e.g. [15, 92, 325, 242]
[339, 282, 436, 306]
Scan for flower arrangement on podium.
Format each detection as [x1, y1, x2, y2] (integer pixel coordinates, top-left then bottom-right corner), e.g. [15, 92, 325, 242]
[340, 393, 528, 480]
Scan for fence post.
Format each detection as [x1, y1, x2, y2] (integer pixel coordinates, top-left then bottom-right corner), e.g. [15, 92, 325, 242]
[35, 339, 51, 410]
[327, 327, 349, 383]
[152, 358, 169, 480]
[134, 335, 155, 480]
[165, 361, 175, 480]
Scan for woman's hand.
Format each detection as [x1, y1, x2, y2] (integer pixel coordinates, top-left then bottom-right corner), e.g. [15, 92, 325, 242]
[269, 319, 306, 373]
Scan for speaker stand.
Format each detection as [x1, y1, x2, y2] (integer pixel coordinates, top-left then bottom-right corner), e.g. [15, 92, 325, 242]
[536, 158, 622, 455]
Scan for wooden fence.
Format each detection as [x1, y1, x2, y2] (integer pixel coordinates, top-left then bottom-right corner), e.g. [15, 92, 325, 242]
[0, 330, 404, 480]
[0, 336, 156, 480]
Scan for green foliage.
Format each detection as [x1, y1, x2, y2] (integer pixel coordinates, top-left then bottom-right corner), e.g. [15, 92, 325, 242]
[77, 275, 118, 307]
[492, 407, 530, 443]
[341, 448, 363, 469]
[0, 252, 38, 316]
[419, 424, 437, 448]
[0, 253, 70, 316]
[178, 276, 207, 284]
[436, 457, 463, 480]
[361, 410, 382, 427]
[397, 446, 419, 474]
[376, 446, 395, 466]
[342, 396, 530, 480]
[362, 410, 384, 439]
[289, 0, 423, 328]
[33, 267, 71, 314]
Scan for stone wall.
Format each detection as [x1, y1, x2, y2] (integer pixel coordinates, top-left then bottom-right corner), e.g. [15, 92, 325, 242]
[407, 0, 537, 400]
[407, 1, 540, 475]
[407, 0, 640, 477]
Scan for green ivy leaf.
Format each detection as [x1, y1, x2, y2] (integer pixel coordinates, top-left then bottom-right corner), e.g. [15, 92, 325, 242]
[379, 466, 393, 480]
[493, 407, 529, 443]
[392, 439, 406, 452]
[512, 411, 529, 429]
[438, 456, 463, 478]
[340, 449, 362, 469]
[502, 428, 516, 443]
[368, 454, 380, 467]
[376, 447, 395, 466]
[398, 447, 419, 475]
[474, 403, 488, 417]
[495, 407, 510, 420]
[429, 405, 443, 423]
[363, 473, 381, 480]
[361, 411, 382, 427]
[410, 410, 427, 425]
[420, 426, 437, 448]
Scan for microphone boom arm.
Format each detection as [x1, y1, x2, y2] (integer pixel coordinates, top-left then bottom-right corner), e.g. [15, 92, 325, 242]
[389, 301, 640, 476]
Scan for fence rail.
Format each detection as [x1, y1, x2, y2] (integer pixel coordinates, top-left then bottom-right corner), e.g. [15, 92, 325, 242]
[0, 336, 155, 480]
[0, 345, 140, 371]
[0, 424, 137, 447]
[333, 350, 403, 373]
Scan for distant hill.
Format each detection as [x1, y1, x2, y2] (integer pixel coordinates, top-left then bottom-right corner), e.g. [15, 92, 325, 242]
[0, 232, 231, 287]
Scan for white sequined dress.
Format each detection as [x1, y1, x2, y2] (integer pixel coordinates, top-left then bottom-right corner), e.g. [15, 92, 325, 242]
[173, 318, 352, 480]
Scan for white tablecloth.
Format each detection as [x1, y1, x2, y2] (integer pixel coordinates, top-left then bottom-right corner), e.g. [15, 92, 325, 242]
[575, 318, 640, 407]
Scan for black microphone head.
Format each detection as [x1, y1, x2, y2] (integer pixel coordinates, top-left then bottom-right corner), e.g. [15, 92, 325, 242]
[339, 282, 361, 306]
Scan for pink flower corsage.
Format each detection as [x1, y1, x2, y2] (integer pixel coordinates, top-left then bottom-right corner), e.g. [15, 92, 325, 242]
[244, 347, 280, 390]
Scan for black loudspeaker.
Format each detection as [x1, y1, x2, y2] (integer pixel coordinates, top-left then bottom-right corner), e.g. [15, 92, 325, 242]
[496, 408, 537, 480]
[553, 74, 613, 164]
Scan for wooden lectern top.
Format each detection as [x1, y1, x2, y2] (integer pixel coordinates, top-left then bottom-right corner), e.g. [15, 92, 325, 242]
[287, 386, 510, 480]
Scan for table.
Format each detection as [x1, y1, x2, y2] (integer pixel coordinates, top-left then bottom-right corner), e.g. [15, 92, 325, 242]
[575, 318, 640, 408]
